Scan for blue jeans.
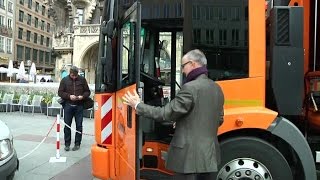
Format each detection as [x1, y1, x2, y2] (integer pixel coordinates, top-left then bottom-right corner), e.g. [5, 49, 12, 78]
[63, 103, 84, 146]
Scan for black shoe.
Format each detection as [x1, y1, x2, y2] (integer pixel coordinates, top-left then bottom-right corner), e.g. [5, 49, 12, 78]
[64, 146, 70, 151]
[72, 145, 80, 151]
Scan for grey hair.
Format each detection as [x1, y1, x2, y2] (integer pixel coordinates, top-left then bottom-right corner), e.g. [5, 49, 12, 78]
[70, 66, 79, 74]
[183, 49, 207, 66]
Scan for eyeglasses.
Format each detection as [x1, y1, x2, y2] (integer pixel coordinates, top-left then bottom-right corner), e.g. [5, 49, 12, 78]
[181, 61, 192, 69]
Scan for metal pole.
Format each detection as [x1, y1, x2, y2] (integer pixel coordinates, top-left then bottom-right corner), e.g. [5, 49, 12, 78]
[314, 0, 318, 71]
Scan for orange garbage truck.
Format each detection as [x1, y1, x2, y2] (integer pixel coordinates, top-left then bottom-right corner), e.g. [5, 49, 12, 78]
[91, 0, 319, 179]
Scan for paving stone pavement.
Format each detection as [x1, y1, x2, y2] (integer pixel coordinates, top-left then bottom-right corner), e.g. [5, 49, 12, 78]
[0, 111, 100, 180]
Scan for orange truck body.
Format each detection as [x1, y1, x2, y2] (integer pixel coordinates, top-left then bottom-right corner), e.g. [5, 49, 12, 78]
[91, 0, 318, 179]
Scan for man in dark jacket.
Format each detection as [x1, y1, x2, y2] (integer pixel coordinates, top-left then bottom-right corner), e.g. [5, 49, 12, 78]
[58, 66, 90, 151]
[123, 49, 224, 180]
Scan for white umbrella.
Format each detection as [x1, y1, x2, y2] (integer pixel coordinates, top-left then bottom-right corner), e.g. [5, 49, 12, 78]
[12, 68, 19, 74]
[29, 62, 37, 83]
[0, 67, 7, 73]
[7, 60, 14, 82]
[17, 61, 26, 80]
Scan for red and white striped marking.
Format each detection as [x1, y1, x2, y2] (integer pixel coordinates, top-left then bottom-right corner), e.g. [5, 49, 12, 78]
[49, 114, 66, 163]
[101, 96, 113, 144]
[56, 115, 61, 159]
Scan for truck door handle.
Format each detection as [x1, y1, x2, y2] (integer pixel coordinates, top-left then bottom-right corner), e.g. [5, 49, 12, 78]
[127, 106, 132, 128]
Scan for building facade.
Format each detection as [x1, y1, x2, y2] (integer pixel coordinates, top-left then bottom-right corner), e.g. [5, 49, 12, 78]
[0, 0, 15, 66]
[15, 0, 54, 75]
[51, 0, 103, 83]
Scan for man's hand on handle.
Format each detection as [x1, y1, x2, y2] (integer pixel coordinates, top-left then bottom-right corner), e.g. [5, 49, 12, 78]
[122, 90, 141, 109]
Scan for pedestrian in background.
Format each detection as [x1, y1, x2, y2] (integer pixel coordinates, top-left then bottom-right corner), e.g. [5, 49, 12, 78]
[58, 66, 90, 151]
[40, 77, 46, 82]
[123, 49, 224, 180]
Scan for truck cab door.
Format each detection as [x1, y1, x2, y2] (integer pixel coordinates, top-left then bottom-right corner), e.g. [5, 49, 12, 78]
[115, 2, 141, 180]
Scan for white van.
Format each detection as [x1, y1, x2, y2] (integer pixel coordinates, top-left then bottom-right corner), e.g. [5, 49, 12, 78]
[0, 120, 19, 180]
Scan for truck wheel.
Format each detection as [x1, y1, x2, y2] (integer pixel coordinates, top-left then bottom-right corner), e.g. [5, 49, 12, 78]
[216, 136, 293, 180]
[7, 172, 15, 180]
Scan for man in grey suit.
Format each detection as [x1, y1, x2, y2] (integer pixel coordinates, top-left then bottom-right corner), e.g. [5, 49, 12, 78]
[123, 49, 224, 180]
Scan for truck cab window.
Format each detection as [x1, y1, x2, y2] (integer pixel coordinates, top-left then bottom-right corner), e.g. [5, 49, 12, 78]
[120, 22, 136, 87]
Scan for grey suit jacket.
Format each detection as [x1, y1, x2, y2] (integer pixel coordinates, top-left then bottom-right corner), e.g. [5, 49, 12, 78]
[136, 74, 224, 173]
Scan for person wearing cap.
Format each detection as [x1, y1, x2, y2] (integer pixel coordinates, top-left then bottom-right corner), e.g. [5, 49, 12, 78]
[58, 66, 90, 151]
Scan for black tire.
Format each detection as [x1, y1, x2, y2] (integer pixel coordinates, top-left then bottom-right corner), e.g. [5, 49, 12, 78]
[7, 172, 15, 180]
[216, 136, 293, 180]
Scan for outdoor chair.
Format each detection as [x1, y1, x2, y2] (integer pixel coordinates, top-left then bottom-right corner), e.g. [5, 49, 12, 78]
[10, 94, 29, 113]
[47, 96, 63, 118]
[0, 93, 14, 113]
[87, 107, 94, 119]
[23, 95, 43, 115]
[87, 95, 94, 119]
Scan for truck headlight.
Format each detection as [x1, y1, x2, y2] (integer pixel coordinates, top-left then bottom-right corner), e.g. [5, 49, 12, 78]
[0, 139, 13, 160]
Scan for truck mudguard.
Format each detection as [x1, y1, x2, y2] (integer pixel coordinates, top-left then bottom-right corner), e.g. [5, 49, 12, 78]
[268, 117, 316, 180]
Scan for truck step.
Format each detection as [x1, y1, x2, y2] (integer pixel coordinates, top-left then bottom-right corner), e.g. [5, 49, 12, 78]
[140, 169, 173, 180]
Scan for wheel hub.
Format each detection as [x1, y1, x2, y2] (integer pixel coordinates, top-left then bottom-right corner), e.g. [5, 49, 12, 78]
[216, 158, 272, 180]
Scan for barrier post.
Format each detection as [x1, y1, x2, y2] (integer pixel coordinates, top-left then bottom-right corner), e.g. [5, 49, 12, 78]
[49, 114, 67, 163]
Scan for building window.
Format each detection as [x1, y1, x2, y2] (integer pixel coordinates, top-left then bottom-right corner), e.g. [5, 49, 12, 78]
[42, 5, 45, 16]
[48, 9, 50, 18]
[206, 29, 214, 45]
[28, 0, 32, 9]
[39, 50, 44, 64]
[231, 7, 240, 21]
[7, 18, 12, 29]
[17, 45, 24, 60]
[46, 37, 49, 47]
[19, 0, 24, 5]
[18, 28, 23, 39]
[19, 11, 24, 22]
[192, 5, 200, 20]
[32, 49, 38, 61]
[40, 35, 44, 45]
[174, 2, 182, 18]
[219, 29, 227, 46]
[45, 51, 50, 64]
[34, 33, 37, 43]
[41, 20, 44, 30]
[163, 4, 170, 18]
[153, 5, 160, 18]
[193, 28, 201, 44]
[0, 36, 4, 52]
[77, 9, 84, 25]
[27, 14, 32, 25]
[47, 23, 50, 32]
[25, 47, 31, 61]
[0, 15, 5, 26]
[231, 29, 239, 46]
[244, 29, 248, 46]
[6, 38, 12, 53]
[35, 2, 39, 12]
[218, 7, 227, 21]
[8, 1, 13, 13]
[35, 17, 38, 28]
[0, 0, 5, 9]
[26, 31, 31, 41]
[205, 7, 214, 21]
